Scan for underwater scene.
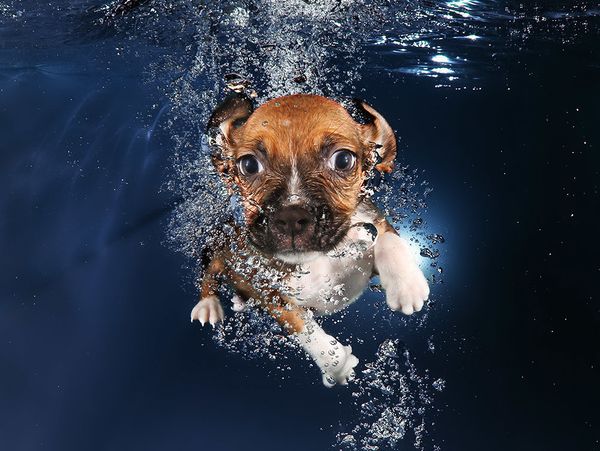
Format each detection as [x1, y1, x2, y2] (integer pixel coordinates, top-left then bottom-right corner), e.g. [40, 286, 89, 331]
[1, 1, 598, 450]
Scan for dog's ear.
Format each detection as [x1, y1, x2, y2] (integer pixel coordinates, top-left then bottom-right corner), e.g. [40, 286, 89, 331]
[206, 93, 255, 175]
[342, 98, 397, 174]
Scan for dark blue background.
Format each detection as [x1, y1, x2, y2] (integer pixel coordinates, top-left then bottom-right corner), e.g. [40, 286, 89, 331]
[1, 2, 599, 450]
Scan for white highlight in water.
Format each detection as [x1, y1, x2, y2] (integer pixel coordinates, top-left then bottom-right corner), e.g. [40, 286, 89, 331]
[447, 0, 475, 9]
[431, 54, 451, 64]
[432, 67, 455, 74]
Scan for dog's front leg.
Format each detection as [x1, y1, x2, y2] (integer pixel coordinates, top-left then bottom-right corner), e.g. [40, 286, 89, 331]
[266, 303, 359, 387]
[190, 254, 226, 326]
[374, 225, 430, 315]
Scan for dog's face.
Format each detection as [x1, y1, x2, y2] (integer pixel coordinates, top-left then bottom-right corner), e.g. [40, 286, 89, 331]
[208, 94, 396, 262]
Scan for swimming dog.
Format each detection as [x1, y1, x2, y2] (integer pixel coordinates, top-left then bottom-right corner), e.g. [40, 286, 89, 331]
[191, 93, 429, 387]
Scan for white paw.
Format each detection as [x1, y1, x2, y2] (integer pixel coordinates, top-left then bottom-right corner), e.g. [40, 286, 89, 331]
[231, 294, 247, 312]
[320, 345, 359, 388]
[383, 268, 430, 315]
[375, 233, 430, 315]
[296, 321, 360, 388]
[190, 295, 224, 326]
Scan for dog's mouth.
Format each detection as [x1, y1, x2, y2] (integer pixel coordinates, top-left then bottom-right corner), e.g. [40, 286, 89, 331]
[245, 205, 351, 259]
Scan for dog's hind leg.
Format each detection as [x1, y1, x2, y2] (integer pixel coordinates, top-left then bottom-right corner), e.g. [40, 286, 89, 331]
[265, 302, 359, 387]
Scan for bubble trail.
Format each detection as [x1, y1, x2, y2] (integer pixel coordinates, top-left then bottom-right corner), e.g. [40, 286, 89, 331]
[106, 1, 454, 449]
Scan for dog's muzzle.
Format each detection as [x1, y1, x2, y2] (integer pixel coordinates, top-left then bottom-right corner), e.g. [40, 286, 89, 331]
[269, 205, 315, 252]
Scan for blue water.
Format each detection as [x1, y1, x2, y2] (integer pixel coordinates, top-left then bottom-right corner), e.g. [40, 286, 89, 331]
[1, 1, 599, 450]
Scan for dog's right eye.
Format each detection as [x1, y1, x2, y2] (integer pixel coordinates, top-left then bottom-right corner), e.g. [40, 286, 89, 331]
[237, 155, 263, 176]
[328, 149, 356, 172]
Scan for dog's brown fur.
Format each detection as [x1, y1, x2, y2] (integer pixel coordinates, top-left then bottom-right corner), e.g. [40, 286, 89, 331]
[193, 94, 429, 386]
[208, 94, 396, 254]
[202, 94, 397, 332]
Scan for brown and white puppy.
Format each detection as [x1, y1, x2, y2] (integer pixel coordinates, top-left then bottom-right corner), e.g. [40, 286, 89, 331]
[191, 94, 429, 387]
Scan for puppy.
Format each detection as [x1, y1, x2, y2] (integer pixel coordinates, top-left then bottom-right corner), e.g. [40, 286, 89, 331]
[191, 94, 429, 387]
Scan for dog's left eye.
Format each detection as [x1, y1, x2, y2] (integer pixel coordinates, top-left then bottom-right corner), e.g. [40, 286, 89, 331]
[328, 150, 356, 172]
[237, 155, 263, 176]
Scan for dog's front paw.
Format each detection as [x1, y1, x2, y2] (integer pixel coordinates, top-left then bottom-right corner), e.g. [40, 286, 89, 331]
[383, 268, 429, 315]
[376, 234, 430, 315]
[321, 345, 359, 388]
[190, 295, 224, 326]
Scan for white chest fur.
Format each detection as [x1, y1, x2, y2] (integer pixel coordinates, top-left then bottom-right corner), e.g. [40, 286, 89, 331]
[285, 230, 375, 315]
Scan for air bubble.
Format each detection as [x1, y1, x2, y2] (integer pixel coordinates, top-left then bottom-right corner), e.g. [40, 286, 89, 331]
[432, 378, 446, 392]
[420, 248, 440, 259]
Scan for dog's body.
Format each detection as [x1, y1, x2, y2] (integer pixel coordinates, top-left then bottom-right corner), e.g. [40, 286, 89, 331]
[191, 94, 429, 386]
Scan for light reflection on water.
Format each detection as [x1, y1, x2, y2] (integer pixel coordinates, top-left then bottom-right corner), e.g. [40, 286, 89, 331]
[2, 1, 598, 86]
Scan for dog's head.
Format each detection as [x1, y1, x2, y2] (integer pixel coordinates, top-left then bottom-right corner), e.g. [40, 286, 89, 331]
[207, 94, 396, 263]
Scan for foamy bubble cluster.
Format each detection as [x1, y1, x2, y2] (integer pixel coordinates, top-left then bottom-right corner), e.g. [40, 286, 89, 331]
[337, 339, 443, 450]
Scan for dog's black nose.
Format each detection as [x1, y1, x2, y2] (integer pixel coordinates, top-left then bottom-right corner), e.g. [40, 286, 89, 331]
[272, 206, 313, 236]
